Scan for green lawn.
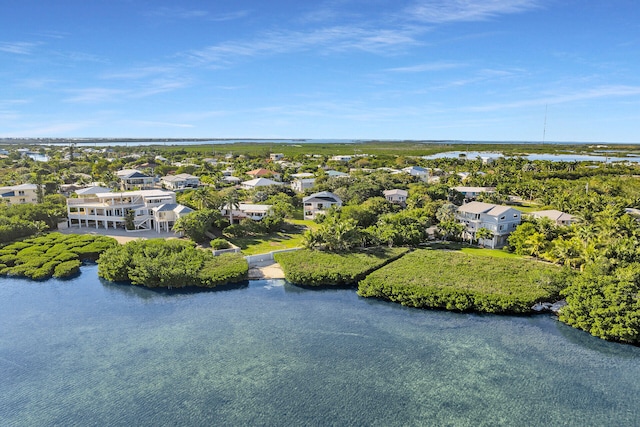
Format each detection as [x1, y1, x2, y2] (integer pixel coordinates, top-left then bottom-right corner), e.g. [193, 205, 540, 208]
[227, 219, 315, 255]
[460, 247, 523, 259]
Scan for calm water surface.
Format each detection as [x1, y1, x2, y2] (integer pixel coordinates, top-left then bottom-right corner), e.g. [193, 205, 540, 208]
[1, 265, 639, 426]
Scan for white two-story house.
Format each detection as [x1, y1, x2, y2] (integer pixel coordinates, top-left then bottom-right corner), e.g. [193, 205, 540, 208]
[303, 191, 342, 220]
[455, 201, 522, 248]
[67, 189, 192, 232]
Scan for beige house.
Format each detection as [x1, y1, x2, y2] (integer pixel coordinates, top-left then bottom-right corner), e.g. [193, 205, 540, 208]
[530, 210, 576, 226]
[303, 191, 342, 220]
[67, 189, 192, 232]
[383, 189, 408, 205]
[456, 201, 522, 248]
[0, 184, 39, 205]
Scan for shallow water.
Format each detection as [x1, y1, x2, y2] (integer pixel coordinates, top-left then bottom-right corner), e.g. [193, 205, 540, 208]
[1, 265, 639, 426]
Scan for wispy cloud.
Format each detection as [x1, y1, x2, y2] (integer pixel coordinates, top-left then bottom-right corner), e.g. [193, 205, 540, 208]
[184, 25, 424, 66]
[147, 7, 249, 22]
[64, 88, 128, 103]
[0, 41, 41, 55]
[386, 61, 466, 72]
[468, 85, 640, 112]
[405, 0, 541, 23]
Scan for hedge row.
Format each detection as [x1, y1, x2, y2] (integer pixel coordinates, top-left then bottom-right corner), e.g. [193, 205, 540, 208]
[357, 249, 567, 313]
[97, 239, 248, 288]
[0, 232, 118, 280]
[274, 247, 409, 287]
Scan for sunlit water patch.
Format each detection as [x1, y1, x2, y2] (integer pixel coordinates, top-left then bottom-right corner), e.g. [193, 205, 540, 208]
[1, 265, 639, 426]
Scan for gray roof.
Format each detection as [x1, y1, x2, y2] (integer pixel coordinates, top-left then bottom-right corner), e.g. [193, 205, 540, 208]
[303, 191, 342, 204]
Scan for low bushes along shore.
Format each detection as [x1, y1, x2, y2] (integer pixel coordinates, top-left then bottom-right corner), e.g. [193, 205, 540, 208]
[98, 239, 248, 288]
[274, 247, 409, 287]
[357, 249, 567, 313]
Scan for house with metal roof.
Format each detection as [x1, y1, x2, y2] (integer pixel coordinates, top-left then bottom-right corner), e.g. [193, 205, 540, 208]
[529, 210, 576, 226]
[455, 201, 522, 248]
[383, 189, 408, 205]
[303, 191, 342, 220]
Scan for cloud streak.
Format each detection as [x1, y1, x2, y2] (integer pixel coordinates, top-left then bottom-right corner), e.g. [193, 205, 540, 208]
[467, 85, 640, 111]
[406, 0, 541, 23]
[0, 41, 41, 55]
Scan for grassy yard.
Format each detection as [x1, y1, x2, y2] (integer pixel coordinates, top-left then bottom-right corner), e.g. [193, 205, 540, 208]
[460, 247, 523, 259]
[227, 219, 316, 255]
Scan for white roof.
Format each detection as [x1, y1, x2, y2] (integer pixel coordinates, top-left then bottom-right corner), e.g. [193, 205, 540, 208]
[223, 203, 272, 213]
[530, 210, 575, 222]
[75, 186, 112, 195]
[453, 186, 496, 193]
[383, 189, 408, 196]
[457, 201, 520, 217]
[241, 178, 281, 187]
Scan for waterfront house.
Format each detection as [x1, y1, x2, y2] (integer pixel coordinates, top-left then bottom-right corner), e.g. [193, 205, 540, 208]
[0, 184, 39, 205]
[67, 189, 192, 232]
[529, 210, 576, 226]
[116, 169, 155, 191]
[383, 189, 408, 205]
[303, 191, 342, 220]
[455, 201, 522, 248]
[161, 173, 200, 190]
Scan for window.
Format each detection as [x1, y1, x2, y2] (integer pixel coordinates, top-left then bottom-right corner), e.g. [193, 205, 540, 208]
[18, 191, 25, 195]
[500, 215, 506, 220]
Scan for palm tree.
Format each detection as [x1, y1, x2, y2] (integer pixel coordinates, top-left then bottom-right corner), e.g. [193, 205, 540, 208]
[221, 189, 240, 224]
[475, 227, 494, 248]
[192, 187, 214, 210]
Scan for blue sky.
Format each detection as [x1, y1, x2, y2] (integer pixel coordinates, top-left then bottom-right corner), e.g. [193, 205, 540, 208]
[1, 0, 639, 142]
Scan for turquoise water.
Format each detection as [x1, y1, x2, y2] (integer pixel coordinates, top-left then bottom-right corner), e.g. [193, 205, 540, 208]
[1, 265, 639, 426]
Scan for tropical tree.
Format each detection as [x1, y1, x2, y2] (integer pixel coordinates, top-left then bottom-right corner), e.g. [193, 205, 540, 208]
[220, 188, 241, 224]
[475, 227, 494, 248]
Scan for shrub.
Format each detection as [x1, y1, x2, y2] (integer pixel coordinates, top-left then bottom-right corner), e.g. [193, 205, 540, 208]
[98, 239, 248, 288]
[211, 238, 231, 250]
[358, 249, 565, 314]
[0, 232, 117, 280]
[53, 260, 82, 278]
[274, 247, 409, 287]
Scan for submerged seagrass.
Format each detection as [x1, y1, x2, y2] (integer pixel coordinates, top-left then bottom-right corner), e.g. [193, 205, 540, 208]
[358, 249, 566, 313]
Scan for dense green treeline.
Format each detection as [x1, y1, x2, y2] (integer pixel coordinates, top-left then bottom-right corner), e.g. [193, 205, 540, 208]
[0, 233, 118, 279]
[97, 239, 248, 288]
[357, 249, 567, 313]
